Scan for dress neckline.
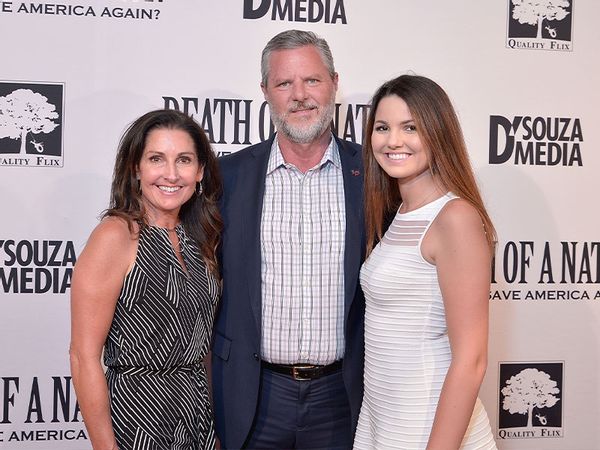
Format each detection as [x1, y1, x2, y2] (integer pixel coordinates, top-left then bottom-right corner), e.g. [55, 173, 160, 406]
[397, 192, 452, 217]
[148, 223, 184, 232]
[146, 224, 191, 278]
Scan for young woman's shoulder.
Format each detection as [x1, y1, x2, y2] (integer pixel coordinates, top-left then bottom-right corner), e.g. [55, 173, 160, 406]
[423, 197, 487, 264]
[435, 197, 483, 233]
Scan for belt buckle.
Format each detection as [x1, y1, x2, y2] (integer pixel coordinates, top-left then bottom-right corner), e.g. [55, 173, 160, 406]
[292, 364, 316, 381]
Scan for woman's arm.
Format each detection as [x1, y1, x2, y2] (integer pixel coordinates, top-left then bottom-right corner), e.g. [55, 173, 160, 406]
[69, 217, 136, 450]
[422, 199, 492, 450]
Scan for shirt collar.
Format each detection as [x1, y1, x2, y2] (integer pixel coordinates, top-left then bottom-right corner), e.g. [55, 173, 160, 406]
[266, 133, 341, 175]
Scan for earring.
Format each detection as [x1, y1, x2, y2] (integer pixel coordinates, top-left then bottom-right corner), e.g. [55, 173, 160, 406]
[195, 182, 203, 196]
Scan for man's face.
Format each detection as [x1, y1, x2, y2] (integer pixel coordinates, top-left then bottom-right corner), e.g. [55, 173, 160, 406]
[262, 45, 338, 144]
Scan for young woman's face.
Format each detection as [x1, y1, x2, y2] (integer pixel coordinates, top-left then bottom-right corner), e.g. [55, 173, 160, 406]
[371, 95, 430, 184]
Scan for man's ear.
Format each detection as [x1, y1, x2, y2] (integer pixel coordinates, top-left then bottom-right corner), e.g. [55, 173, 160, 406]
[261, 82, 268, 99]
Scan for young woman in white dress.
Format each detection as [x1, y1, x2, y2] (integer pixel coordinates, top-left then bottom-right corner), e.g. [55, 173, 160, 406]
[353, 75, 498, 450]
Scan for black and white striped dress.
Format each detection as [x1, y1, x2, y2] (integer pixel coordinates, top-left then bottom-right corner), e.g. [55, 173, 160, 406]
[104, 224, 219, 450]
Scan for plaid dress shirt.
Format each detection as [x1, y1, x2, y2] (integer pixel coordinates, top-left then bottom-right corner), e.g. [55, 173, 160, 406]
[260, 136, 346, 365]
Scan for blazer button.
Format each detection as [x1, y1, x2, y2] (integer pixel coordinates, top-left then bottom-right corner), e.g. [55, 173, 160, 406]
[253, 353, 259, 361]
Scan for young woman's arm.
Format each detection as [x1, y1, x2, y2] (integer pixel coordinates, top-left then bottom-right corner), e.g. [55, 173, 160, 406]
[69, 218, 137, 450]
[423, 199, 492, 450]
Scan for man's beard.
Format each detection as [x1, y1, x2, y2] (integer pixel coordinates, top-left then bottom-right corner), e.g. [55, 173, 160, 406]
[270, 96, 336, 144]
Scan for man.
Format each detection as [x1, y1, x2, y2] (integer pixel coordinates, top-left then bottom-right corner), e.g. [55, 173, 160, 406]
[212, 30, 365, 449]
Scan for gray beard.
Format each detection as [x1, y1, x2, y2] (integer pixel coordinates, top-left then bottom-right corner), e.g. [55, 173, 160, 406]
[270, 100, 336, 144]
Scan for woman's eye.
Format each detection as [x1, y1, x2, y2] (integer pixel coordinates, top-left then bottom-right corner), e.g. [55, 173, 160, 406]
[374, 125, 388, 132]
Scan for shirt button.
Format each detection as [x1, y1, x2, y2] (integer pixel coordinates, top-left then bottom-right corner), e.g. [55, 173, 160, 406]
[253, 353, 259, 361]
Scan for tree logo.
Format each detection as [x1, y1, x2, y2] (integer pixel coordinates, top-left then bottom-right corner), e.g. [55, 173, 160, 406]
[0, 81, 64, 167]
[498, 362, 564, 440]
[506, 0, 574, 51]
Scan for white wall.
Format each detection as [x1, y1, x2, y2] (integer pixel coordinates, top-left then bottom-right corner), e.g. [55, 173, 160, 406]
[1, 1, 597, 448]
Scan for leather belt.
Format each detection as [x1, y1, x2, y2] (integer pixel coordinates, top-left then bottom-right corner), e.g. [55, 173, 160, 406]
[261, 360, 342, 381]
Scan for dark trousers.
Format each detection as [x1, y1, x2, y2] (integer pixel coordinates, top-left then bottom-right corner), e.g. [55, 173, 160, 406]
[244, 366, 352, 449]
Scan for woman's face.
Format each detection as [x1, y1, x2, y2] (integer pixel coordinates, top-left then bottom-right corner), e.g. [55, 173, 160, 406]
[137, 128, 203, 222]
[371, 94, 430, 184]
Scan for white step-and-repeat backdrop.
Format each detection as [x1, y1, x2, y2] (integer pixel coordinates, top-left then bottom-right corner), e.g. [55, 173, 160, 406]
[1, 1, 598, 449]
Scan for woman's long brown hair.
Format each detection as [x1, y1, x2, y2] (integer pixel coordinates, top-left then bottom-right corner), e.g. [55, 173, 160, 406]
[104, 109, 223, 274]
[364, 75, 496, 256]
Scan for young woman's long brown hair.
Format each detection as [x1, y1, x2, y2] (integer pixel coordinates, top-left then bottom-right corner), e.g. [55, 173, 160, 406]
[364, 75, 496, 256]
[104, 109, 223, 274]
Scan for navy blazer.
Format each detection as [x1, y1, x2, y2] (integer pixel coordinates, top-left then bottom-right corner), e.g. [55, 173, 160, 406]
[211, 135, 365, 449]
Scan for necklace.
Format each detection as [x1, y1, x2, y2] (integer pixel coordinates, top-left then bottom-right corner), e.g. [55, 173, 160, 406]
[168, 233, 182, 254]
[399, 188, 444, 214]
[164, 223, 181, 232]
[161, 225, 182, 252]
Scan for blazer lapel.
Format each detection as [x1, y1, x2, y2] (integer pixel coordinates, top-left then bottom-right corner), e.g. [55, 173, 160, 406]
[337, 137, 365, 319]
[240, 137, 274, 330]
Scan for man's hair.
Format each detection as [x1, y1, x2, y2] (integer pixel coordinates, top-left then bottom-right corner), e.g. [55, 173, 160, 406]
[261, 29, 336, 86]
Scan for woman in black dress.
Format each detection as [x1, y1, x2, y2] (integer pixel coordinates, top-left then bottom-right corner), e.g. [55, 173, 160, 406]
[70, 109, 222, 450]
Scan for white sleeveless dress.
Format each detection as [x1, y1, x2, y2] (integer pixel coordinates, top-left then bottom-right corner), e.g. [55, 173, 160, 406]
[353, 194, 497, 450]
